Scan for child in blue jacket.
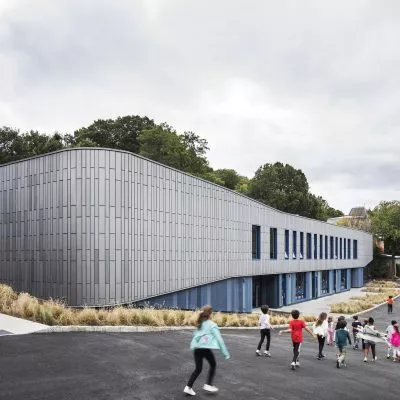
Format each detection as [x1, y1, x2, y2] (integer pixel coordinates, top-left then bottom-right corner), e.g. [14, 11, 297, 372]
[184, 305, 230, 396]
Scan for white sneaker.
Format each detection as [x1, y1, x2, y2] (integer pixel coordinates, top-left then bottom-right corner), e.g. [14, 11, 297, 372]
[203, 384, 219, 393]
[363, 357, 368, 362]
[183, 386, 196, 396]
[264, 351, 271, 357]
[295, 361, 300, 367]
[256, 350, 261, 356]
[374, 356, 377, 361]
[290, 362, 296, 370]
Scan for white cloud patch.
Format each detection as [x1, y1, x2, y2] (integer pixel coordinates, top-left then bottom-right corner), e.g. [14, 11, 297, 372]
[1, 0, 400, 212]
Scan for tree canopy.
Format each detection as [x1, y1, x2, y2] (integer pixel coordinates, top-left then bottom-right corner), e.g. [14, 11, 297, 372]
[0, 116, 344, 221]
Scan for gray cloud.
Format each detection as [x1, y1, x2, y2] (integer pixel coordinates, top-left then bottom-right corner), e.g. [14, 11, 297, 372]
[1, 0, 400, 213]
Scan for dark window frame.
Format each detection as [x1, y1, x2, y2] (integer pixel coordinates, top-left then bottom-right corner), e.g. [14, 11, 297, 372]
[252, 225, 261, 260]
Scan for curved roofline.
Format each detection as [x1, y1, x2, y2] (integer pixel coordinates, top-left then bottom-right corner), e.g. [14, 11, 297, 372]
[0, 147, 371, 235]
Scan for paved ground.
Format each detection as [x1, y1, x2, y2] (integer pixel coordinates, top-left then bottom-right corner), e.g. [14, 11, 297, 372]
[265, 287, 367, 316]
[1, 300, 400, 400]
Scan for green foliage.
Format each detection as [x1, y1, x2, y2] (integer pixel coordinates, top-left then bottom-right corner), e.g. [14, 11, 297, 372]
[0, 127, 66, 164]
[138, 124, 210, 175]
[371, 201, 400, 277]
[73, 115, 156, 153]
[214, 169, 242, 190]
[247, 163, 343, 220]
[0, 116, 343, 220]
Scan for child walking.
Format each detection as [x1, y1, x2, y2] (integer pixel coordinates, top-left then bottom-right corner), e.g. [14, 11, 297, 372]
[313, 312, 328, 359]
[184, 305, 230, 396]
[256, 305, 272, 357]
[386, 320, 397, 359]
[361, 317, 379, 362]
[326, 316, 335, 345]
[387, 296, 394, 313]
[335, 320, 352, 368]
[351, 315, 362, 350]
[279, 309, 315, 370]
[390, 324, 400, 362]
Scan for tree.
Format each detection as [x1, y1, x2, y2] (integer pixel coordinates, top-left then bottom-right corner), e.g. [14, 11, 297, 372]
[138, 124, 211, 176]
[73, 115, 156, 153]
[214, 169, 242, 190]
[0, 127, 25, 164]
[248, 162, 312, 216]
[371, 201, 400, 278]
[20, 130, 65, 157]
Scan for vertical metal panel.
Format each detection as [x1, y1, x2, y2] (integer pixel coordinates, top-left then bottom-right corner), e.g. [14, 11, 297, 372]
[0, 148, 373, 307]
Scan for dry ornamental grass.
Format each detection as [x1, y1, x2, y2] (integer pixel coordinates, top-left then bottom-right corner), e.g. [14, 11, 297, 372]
[330, 280, 399, 314]
[0, 284, 316, 327]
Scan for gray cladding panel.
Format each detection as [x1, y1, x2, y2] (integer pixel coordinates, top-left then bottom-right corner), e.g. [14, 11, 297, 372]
[0, 149, 373, 306]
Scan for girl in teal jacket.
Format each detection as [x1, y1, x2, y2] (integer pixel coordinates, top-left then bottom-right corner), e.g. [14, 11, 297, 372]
[183, 305, 230, 396]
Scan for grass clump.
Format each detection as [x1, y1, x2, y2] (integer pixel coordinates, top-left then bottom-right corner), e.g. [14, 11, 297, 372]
[331, 279, 398, 314]
[0, 283, 316, 327]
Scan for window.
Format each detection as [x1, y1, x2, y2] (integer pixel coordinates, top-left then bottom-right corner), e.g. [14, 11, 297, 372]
[319, 235, 323, 259]
[252, 225, 260, 259]
[344, 238, 347, 260]
[341, 269, 347, 290]
[339, 238, 342, 259]
[348, 238, 351, 259]
[330, 236, 334, 259]
[353, 240, 358, 259]
[314, 234, 318, 259]
[270, 227, 277, 259]
[285, 230, 289, 259]
[295, 272, 306, 300]
[335, 237, 338, 259]
[300, 232, 304, 259]
[321, 270, 329, 294]
[306, 233, 312, 259]
[325, 235, 328, 259]
[292, 231, 297, 259]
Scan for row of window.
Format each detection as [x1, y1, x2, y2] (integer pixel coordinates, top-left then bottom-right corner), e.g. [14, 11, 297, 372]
[292, 269, 348, 300]
[252, 225, 358, 260]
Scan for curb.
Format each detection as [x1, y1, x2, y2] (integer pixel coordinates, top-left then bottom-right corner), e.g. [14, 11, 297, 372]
[355, 294, 400, 317]
[34, 322, 314, 334]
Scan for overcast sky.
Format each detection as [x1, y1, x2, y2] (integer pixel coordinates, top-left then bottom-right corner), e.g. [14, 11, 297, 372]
[1, 0, 399, 213]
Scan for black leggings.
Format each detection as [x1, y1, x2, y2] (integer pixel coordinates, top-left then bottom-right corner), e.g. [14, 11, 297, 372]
[257, 329, 271, 351]
[365, 343, 376, 358]
[388, 304, 393, 313]
[317, 335, 325, 357]
[187, 349, 216, 388]
[292, 342, 301, 363]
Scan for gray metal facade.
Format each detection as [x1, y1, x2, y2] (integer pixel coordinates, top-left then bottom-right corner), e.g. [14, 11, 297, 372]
[0, 148, 373, 306]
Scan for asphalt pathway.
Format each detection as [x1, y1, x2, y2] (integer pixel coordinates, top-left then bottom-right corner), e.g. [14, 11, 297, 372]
[1, 301, 399, 400]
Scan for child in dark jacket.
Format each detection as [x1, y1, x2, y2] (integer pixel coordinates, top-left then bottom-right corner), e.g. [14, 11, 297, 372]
[335, 320, 352, 368]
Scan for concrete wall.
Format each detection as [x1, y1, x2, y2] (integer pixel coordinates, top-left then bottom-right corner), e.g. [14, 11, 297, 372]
[0, 148, 373, 307]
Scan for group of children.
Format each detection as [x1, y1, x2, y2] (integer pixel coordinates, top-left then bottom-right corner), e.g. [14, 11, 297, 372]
[183, 303, 398, 396]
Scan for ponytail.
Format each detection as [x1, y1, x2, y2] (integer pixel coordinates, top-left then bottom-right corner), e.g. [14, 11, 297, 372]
[316, 312, 327, 327]
[197, 305, 213, 328]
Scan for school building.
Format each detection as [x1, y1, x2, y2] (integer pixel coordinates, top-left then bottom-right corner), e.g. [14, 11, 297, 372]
[0, 148, 373, 312]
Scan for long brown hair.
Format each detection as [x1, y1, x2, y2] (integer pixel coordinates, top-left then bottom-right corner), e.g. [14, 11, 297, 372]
[316, 312, 327, 326]
[197, 305, 213, 328]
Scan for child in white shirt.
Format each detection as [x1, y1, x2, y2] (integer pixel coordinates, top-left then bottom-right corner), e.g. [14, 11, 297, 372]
[256, 305, 272, 357]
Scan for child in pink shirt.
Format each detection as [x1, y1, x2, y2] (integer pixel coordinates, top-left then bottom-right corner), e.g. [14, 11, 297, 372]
[326, 316, 335, 345]
[390, 324, 400, 362]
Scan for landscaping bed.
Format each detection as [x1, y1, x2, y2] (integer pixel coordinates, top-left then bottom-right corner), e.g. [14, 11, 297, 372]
[0, 284, 316, 328]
